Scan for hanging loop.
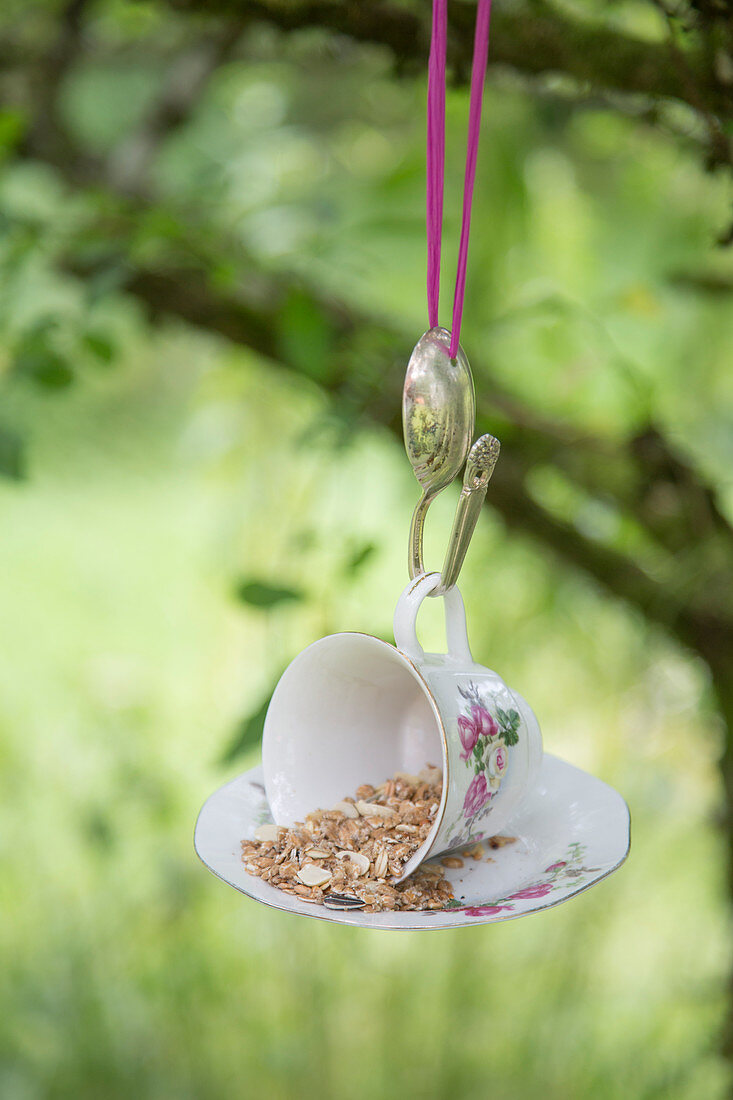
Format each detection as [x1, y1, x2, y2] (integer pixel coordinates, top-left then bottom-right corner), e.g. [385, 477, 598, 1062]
[394, 572, 473, 663]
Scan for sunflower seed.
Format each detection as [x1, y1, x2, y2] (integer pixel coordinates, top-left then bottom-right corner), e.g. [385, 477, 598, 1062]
[323, 893, 366, 910]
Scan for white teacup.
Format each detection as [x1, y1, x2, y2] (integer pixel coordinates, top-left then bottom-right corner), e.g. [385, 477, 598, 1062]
[262, 572, 543, 880]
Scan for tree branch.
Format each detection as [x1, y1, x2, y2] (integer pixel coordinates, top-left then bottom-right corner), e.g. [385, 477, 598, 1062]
[67, 254, 733, 647]
[106, 19, 248, 194]
[24, 0, 91, 162]
[162, 0, 733, 118]
[13, 0, 733, 661]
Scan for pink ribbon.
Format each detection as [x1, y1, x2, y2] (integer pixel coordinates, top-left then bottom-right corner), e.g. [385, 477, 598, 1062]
[426, 0, 492, 359]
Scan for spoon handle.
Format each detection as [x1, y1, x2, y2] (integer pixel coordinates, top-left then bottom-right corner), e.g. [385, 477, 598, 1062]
[408, 490, 434, 579]
[434, 434, 500, 595]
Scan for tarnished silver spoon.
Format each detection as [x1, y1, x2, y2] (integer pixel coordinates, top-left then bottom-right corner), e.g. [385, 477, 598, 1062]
[432, 433, 500, 595]
[402, 328, 475, 579]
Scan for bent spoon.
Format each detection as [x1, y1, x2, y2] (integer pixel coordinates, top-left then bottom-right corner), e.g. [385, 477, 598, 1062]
[431, 433, 500, 595]
[402, 328, 475, 579]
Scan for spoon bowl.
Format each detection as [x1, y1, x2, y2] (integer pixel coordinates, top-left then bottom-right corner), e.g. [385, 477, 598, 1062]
[403, 328, 475, 493]
[402, 328, 475, 577]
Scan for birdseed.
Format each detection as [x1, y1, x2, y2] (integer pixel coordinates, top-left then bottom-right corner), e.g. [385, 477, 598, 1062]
[241, 767, 454, 912]
[241, 769, 519, 914]
[488, 835, 517, 850]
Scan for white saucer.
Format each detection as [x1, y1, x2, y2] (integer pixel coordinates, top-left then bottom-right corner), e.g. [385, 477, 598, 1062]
[194, 754, 630, 930]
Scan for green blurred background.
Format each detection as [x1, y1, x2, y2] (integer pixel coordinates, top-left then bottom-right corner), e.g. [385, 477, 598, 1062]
[1, 2, 733, 1097]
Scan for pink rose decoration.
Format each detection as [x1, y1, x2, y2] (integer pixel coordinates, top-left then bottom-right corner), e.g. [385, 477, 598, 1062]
[457, 704, 499, 760]
[508, 883, 553, 900]
[472, 704, 499, 739]
[463, 773, 492, 817]
[463, 904, 513, 916]
[545, 861, 567, 873]
[457, 715, 480, 760]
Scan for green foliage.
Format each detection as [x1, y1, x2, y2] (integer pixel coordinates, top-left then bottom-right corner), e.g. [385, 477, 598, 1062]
[0, 3, 731, 1099]
[0, 358, 727, 1100]
[220, 690, 273, 764]
[15, 344, 73, 388]
[0, 109, 25, 156]
[277, 289, 336, 383]
[14, 325, 74, 390]
[343, 541, 377, 576]
[235, 579, 305, 608]
[82, 330, 116, 364]
[0, 423, 24, 479]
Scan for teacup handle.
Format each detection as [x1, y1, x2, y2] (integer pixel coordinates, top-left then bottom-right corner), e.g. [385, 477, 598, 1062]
[393, 572, 473, 664]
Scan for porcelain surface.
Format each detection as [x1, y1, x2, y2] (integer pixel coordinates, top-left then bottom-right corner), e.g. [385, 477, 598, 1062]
[392, 573, 543, 868]
[262, 574, 543, 880]
[194, 753, 630, 930]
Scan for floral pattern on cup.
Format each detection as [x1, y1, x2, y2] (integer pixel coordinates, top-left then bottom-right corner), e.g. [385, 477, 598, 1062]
[458, 703, 499, 759]
[440, 684, 522, 851]
[451, 682, 519, 829]
[463, 773, 491, 817]
[441, 842, 601, 915]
